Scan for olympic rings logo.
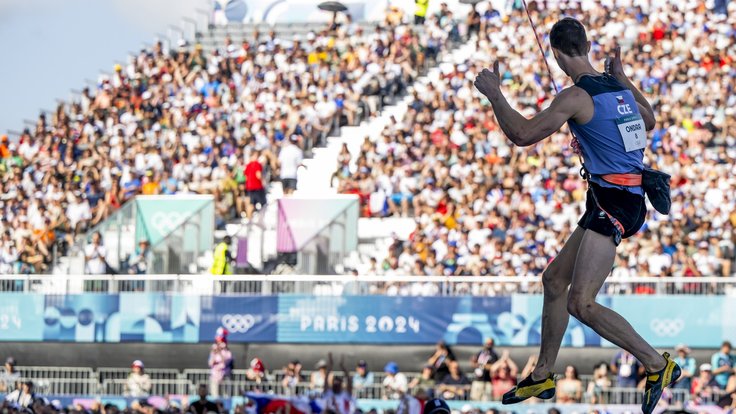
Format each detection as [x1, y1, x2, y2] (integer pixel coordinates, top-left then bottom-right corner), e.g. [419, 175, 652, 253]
[221, 314, 258, 333]
[650, 318, 684, 337]
[151, 212, 187, 234]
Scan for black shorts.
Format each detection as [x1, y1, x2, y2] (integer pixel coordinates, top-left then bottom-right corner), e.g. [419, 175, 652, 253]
[578, 182, 646, 244]
[282, 178, 297, 191]
[247, 189, 267, 207]
[414, 15, 426, 25]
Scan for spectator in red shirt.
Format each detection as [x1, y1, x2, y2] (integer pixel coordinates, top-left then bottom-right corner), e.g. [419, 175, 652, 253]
[244, 151, 267, 218]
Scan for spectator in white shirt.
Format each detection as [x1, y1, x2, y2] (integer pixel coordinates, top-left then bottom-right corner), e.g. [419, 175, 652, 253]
[84, 231, 107, 275]
[647, 246, 673, 276]
[278, 135, 304, 195]
[382, 361, 408, 400]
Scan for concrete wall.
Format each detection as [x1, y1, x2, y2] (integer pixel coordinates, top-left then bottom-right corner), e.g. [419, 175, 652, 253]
[0, 343, 717, 374]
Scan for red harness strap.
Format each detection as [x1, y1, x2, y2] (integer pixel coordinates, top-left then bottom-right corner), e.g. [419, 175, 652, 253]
[601, 173, 642, 186]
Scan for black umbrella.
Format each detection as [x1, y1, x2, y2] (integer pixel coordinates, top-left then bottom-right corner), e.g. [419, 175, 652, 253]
[318, 1, 348, 12]
[459, 0, 484, 4]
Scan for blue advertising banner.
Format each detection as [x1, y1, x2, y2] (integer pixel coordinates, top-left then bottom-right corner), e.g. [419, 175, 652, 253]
[199, 296, 278, 342]
[276, 295, 602, 346]
[610, 296, 735, 348]
[42, 294, 200, 343]
[0, 293, 45, 341]
[0, 293, 733, 347]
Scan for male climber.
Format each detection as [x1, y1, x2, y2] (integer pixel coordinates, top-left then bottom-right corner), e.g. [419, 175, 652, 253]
[473, 17, 680, 414]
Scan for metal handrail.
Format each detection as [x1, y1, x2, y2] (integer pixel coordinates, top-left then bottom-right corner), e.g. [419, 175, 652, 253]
[0, 274, 732, 283]
[1, 274, 735, 295]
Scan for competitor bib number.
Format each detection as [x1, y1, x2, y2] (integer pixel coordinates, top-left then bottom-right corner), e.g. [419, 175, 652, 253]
[616, 114, 647, 152]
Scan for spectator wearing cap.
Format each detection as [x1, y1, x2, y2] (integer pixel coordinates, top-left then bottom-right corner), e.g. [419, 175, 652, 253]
[673, 344, 697, 391]
[352, 360, 375, 395]
[4, 380, 35, 408]
[382, 361, 408, 400]
[711, 341, 736, 390]
[692, 364, 720, 403]
[208, 329, 233, 397]
[246, 358, 266, 384]
[125, 360, 151, 397]
[310, 359, 329, 393]
[0, 357, 19, 393]
[126, 239, 151, 275]
[278, 135, 304, 195]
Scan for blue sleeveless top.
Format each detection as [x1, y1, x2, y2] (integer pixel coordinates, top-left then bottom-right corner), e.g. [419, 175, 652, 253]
[567, 74, 644, 196]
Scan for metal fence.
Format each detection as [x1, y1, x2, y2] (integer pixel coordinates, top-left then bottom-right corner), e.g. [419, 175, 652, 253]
[1, 275, 735, 296]
[97, 368, 181, 383]
[4, 366, 731, 406]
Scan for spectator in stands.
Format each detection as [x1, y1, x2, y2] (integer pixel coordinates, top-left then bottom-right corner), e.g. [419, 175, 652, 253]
[435, 360, 470, 400]
[469, 338, 498, 401]
[323, 354, 355, 414]
[352, 360, 374, 395]
[244, 151, 267, 219]
[610, 350, 642, 388]
[278, 135, 304, 195]
[84, 232, 107, 275]
[382, 361, 408, 400]
[0, 232, 19, 275]
[127, 239, 151, 275]
[587, 362, 612, 404]
[2, 11, 437, 275]
[408, 365, 436, 398]
[555, 366, 583, 404]
[489, 351, 518, 401]
[246, 358, 266, 384]
[311, 359, 329, 393]
[188, 384, 221, 414]
[712, 341, 736, 390]
[427, 341, 455, 382]
[692, 364, 720, 404]
[673, 344, 697, 392]
[0, 357, 19, 393]
[208, 329, 233, 397]
[4, 380, 35, 408]
[125, 360, 151, 398]
[281, 360, 303, 393]
[346, 0, 736, 285]
[210, 236, 233, 275]
[396, 387, 423, 414]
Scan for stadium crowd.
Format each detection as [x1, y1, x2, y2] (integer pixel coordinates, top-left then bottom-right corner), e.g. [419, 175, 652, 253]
[0, 0, 732, 280]
[0, 11, 450, 275]
[336, 0, 736, 281]
[3, 339, 736, 413]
